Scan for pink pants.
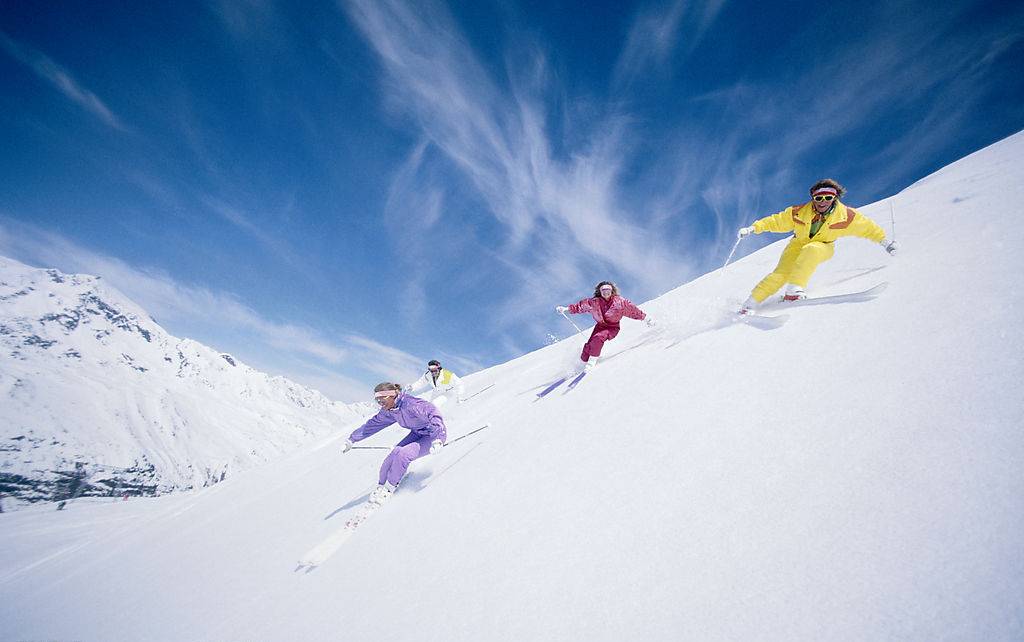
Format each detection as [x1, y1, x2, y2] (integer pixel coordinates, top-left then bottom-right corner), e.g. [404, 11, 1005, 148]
[580, 323, 620, 361]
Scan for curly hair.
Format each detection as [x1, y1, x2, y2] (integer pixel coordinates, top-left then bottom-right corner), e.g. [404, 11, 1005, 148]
[810, 178, 847, 198]
[593, 281, 619, 298]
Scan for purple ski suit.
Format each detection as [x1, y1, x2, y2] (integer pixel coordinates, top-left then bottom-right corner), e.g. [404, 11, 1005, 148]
[348, 393, 447, 486]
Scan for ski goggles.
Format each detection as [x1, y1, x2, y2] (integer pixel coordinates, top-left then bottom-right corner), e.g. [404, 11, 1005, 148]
[428, 365, 440, 371]
[599, 286, 613, 293]
[374, 391, 398, 404]
[813, 194, 835, 202]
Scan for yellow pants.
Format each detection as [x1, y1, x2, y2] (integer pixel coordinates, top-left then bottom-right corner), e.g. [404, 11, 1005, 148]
[751, 239, 834, 302]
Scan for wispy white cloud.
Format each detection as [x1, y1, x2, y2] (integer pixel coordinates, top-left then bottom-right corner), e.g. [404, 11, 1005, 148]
[342, 334, 425, 381]
[612, 0, 727, 89]
[0, 30, 128, 132]
[211, 0, 282, 41]
[343, 0, 699, 331]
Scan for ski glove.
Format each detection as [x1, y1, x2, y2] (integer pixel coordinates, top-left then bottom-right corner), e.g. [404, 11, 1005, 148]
[880, 239, 898, 256]
[342, 439, 354, 454]
[430, 439, 444, 455]
[644, 316, 656, 328]
[738, 226, 754, 239]
[555, 305, 569, 314]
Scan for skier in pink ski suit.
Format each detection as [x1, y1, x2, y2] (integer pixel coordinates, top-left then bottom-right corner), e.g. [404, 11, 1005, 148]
[556, 281, 652, 372]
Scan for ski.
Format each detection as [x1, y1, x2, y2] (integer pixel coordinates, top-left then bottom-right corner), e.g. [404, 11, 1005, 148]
[566, 371, 587, 390]
[771, 282, 889, 308]
[536, 376, 568, 398]
[295, 498, 381, 572]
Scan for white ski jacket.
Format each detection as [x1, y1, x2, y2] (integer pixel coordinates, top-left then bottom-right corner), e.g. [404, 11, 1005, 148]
[407, 368, 465, 402]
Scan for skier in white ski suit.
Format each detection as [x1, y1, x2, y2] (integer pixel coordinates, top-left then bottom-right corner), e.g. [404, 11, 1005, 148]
[406, 359, 465, 406]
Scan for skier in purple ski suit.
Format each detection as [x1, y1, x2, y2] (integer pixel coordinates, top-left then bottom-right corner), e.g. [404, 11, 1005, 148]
[342, 382, 447, 504]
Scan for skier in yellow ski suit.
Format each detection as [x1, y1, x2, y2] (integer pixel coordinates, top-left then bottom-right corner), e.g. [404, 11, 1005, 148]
[737, 179, 897, 313]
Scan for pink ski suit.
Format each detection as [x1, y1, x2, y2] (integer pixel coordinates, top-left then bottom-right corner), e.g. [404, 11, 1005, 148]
[567, 295, 646, 361]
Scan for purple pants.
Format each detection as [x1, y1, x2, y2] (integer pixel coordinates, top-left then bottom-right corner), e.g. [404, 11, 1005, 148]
[379, 431, 442, 486]
[580, 323, 620, 361]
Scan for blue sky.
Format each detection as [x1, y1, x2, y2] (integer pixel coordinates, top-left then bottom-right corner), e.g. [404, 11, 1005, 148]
[1, 0, 1022, 402]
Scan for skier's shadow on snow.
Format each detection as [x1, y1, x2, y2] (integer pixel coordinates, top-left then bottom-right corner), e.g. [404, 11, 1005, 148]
[662, 315, 737, 350]
[403, 442, 483, 492]
[323, 493, 370, 520]
[519, 330, 667, 395]
[598, 329, 671, 363]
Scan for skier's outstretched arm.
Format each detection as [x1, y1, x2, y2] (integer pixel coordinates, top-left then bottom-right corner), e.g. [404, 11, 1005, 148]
[752, 206, 799, 234]
[619, 298, 647, 321]
[405, 373, 428, 395]
[348, 412, 396, 443]
[567, 298, 595, 315]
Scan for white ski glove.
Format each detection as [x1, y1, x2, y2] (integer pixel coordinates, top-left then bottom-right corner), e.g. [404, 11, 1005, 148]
[555, 305, 569, 314]
[738, 226, 755, 239]
[429, 439, 443, 455]
[342, 439, 354, 454]
[880, 239, 898, 256]
[644, 316, 656, 328]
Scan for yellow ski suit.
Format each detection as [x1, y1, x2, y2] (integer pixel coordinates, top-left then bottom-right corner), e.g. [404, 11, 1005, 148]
[749, 200, 885, 302]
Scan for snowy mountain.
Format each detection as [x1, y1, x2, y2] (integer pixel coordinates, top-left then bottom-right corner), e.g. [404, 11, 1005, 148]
[1, 131, 1021, 641]
[0, 258, 372, 504]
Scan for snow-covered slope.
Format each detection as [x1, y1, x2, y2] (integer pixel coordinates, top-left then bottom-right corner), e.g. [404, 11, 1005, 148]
[1, 131, 1022, 641]
[0, 260, 372, 503]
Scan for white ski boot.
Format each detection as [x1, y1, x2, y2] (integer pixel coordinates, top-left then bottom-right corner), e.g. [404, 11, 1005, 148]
[782, 284, 806, 302]
[368, 481, 397, 505]
[738, 296, 758, 315]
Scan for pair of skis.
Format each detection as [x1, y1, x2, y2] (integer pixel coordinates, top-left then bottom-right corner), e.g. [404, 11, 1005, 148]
[735, 282, 888, 329]
[535, 370, 587, 398]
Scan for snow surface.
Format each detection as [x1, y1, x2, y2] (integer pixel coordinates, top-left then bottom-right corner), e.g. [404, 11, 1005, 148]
[1, 132, 1022, 640]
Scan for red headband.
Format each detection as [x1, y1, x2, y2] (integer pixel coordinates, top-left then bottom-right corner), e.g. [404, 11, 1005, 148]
[812, 187, 838, 197]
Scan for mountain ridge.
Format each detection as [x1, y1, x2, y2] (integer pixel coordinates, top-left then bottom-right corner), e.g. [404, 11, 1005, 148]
[0, 256, 371, 505]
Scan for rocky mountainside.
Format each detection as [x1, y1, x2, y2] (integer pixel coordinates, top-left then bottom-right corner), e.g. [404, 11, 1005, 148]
[0, 256, 371, 507]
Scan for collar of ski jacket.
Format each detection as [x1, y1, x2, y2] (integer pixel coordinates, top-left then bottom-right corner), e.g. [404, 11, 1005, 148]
[391, 392, 408, 410]
[430, 369, 454, 386]
[810, 202, 837, 237]
[788, 201, 862, 239]
[596, 295, 619, 324]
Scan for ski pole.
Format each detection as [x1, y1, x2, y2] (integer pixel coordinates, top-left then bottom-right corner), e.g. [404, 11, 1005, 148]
[721, 236, 742, 274]
[351, 446, 390, 451]
[560, 310, 582, 333]
[463, 383, 495, 401]
[889, 200, 897, 242]
[445, 423, 490, 447]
